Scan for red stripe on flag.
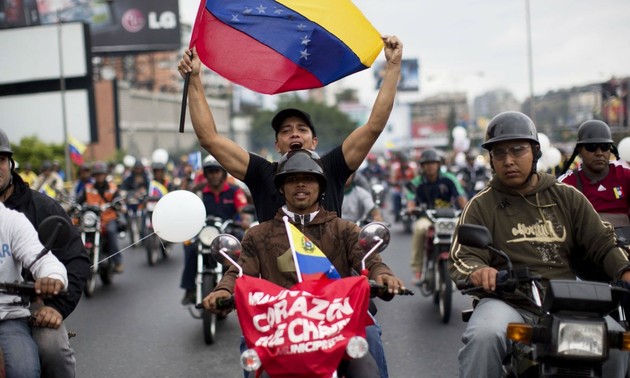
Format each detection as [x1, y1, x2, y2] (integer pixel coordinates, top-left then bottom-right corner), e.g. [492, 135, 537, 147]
[192, 9, 323, 94]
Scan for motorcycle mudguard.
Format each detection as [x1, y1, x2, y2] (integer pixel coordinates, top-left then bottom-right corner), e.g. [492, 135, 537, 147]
[234, 275, 371, 378]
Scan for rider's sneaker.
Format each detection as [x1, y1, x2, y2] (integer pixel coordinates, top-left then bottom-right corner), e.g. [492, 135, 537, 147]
[113, 263, 124, 274]
[181, 290, 195, 306]
[412, 271, 422, 286]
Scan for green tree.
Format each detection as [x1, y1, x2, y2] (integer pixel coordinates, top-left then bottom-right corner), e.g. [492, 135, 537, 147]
[248, 96, 357, 156]
[11, 136, 65, 174]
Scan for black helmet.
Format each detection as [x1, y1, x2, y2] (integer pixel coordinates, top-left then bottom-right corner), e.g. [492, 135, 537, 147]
[482, 111, 539, 150]
[419, 149, 441, 164]
[274, 149, 327, 190]
[0, 129, 13, 156]
[576, 120, 613, 145]
[92, 161, 108, 175]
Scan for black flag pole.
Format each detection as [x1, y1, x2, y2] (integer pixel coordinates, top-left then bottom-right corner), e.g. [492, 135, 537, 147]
[179, 71, 191, 133]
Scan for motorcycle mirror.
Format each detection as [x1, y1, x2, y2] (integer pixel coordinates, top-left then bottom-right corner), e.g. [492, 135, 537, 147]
[358, 222, 390, 254]
[358, 222, 390, 274]
[456, 224, 513, 273]
[27, 215, 71, 271]
[456, 224, 493, 249]
[37, 215, 71, 251]
[210, 234, 243, 277]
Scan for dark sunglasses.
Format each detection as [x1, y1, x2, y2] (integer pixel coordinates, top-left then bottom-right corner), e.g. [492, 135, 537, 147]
[583, 143, 611, 153]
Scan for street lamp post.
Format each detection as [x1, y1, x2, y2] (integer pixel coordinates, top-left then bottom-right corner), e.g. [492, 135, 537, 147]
[57, 10, 72, 182]
[525, 0, 536, 123]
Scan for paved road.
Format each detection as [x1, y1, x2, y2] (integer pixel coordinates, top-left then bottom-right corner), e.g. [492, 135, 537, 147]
[65, 221, 470, 377]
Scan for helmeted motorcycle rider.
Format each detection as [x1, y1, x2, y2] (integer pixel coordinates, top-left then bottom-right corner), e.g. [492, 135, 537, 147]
[0, 128, 89, 378]
[409, 149, 467, 285]
[448, 111, 630, 378]
[180, 157, 248, 305]
[558, 119, 630, 228]
[203, 149, 407, 378]
[77, 162, 125, 274]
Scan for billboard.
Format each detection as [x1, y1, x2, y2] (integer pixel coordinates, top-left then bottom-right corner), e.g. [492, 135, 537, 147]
[0, 0, 181, 53]
[0, 22, 96, 142]
[373, 58, 419, 92]
[0, 22, 89, 85]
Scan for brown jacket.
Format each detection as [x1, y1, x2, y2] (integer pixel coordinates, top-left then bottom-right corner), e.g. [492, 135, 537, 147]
[215, 208, 394, 293]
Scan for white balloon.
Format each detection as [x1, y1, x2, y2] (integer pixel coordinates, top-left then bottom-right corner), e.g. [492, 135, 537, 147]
[152, 148, 169, 165]
[152, 190, 206, 242]
[543, 147, 562, 168]
[537, 133, 551, 152]
[618, 137, 630, 162]
[452, 126, 468, 140]
[123, 155, 136, 168]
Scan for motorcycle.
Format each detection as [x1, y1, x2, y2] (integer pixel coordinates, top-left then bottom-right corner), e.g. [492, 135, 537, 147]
[187, 216, 246, 345]
[206, 222, 413, 377]
[456, 223, 630, 377]
[399, 181, 418, 234]
[69, 200, 124, 297]
[144, 196, 170, 266]
[417, 207, 460, 324]
[0, 215, 73, 378]
[120, 189, 146, 245]
[368, 177, 387, 209]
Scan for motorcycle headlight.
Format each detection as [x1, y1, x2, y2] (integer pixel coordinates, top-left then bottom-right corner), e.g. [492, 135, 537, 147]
[435, 219, 456, 235]
[81, 211, 99, 228]
[240, 349, 261, 372]
[198, 226, 220, 247]
[555, 319, 606, 358]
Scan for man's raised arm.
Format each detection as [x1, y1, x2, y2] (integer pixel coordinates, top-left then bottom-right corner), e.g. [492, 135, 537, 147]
[342, 35, 402, 171]
[179, 48, 250, 181]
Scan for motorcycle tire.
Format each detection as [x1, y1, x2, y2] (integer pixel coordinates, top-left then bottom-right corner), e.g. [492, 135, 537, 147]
[161, 242, 170, 259]
[84, 270, 97, 297]
[437, 260, 452, 324]
[146, 234, 160, 266]
[128, 215, 137, 245]
[202, 274, 218, 345]
[100, 261, 114, 286]
[84, 248, 98, 297]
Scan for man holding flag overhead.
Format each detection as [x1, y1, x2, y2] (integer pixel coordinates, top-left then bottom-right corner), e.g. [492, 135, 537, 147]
[204, 149, 406, 376]
[178, 34, 402, 223]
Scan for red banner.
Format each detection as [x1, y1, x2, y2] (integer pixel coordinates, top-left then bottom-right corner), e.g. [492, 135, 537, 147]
[234, 275, 372, 378]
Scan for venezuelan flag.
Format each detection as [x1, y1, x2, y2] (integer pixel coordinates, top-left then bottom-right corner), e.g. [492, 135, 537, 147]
[68, 135, 86, 166]
[149, 180, 169, 198]
[190, 0, 383, 94]
[286, 222, 340, 281]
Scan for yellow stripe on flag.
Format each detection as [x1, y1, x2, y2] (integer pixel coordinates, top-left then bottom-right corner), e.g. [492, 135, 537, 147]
[276, 0, 383, 67]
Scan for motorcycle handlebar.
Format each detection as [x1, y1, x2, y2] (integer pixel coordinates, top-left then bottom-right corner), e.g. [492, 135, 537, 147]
[195, 296, 235, 311]
[368, 280, 415, 296]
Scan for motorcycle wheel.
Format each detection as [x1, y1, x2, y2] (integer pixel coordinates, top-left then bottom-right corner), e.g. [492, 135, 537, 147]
[100, 261, 114, 286]
[161, 242, 170, 259]
[437, 260, 452, 324]
[84, 248, 97, 297]
[146, 234, 160, 266]
[202, 274, 218, 345]
[128, 215, 137, 245]
[403, 217, 412, 234]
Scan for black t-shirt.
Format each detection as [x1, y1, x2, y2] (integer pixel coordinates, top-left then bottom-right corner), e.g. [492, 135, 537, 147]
[244, 146, 352, 222]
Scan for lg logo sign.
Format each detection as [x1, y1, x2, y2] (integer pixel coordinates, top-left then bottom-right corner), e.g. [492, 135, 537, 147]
[148, 11, 177, 29]
[121, 9, 177, 32]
